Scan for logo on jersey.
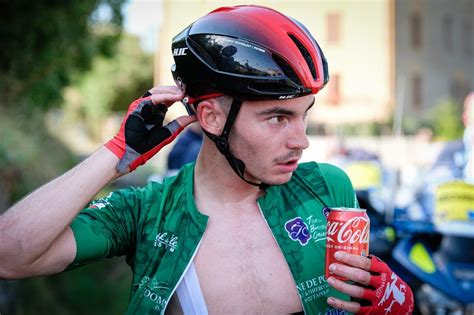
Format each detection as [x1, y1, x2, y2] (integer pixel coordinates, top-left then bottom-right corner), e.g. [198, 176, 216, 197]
[285, 216, 311, 245]
[154, 232, 179, 252]
[322, 206, 330, 218]
[135, 276, 170, 311]
[326, 309, 349, 315]
[89, 192, 113, 209]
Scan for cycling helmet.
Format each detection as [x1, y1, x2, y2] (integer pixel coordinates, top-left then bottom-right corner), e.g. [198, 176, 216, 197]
[171, 5, 329, 102]
[170, 5, 329, 188]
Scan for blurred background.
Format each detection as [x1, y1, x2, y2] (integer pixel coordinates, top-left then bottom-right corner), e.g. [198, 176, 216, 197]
[0, 0, 473, 314]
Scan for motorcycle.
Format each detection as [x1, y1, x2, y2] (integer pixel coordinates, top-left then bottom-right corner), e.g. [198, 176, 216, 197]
[390, 178, 474, 315]
[343, 146, 474, 315]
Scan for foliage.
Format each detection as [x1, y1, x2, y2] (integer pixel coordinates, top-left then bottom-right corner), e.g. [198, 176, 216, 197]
[401, 115, 424, 136]
[0, 1, 136, 313]
[61, 34, 154, 141]
[0, 108, 77, 209]
[332, 121, 392, 136]
[15, 258, 131, 315]
[334, 99, 465, 139]
[0, 0, 126, 111]
[425, 99, 464, 141]
[0, 30, 153, 315]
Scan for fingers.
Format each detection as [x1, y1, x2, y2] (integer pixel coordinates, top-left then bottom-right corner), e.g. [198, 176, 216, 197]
[328, 262, 371, 286]
[327, 276, 364, 298]
[328, 251, 372, 285]
[334, 251, 372, 271]
[326, 251, 372, 313]
[175, 115, 198, 128]
[327, 296, 361, 314]
[142, 85, 197, 129]
[148, 85, 183, 95]
[147, 86, 184, 107]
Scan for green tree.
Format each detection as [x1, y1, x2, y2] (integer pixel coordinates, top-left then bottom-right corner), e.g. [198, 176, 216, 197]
[0, 0, 129, 212]
[62, 34, 154, 142]
[0, 0, 128, 206]
[0, 3, 128, 312]
[0, 0, 126, 110]
[426, 99, 464, 141]
[5, 32, 154, 313]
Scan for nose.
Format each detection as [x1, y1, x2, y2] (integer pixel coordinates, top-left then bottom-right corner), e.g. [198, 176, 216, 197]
[287, 120, 309, 150]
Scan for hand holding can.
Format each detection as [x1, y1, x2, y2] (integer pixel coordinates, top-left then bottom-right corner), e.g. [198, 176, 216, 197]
[325, 207, 370, 280]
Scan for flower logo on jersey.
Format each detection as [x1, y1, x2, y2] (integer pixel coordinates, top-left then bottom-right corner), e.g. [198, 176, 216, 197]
[285, 216, 311, 246]
[322, 206, 331, 218]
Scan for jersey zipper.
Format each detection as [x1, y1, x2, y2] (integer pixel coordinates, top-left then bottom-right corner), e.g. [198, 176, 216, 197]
[257, 202, 307, 314]
[161, 236, 205, 314]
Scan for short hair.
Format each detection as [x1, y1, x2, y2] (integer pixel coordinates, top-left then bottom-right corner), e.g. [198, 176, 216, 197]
[215, 95, 233, 115]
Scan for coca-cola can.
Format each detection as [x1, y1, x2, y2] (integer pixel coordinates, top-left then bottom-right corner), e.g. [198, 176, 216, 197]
[325, 207, 370, 280]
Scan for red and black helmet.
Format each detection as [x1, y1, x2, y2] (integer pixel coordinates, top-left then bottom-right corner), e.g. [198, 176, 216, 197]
[171, 5, 329, 102]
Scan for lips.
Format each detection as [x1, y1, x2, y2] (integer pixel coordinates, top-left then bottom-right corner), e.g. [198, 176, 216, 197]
[276, 159, 300, 172]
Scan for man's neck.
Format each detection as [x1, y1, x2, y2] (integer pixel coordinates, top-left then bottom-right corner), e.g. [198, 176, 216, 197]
[193, 141, 263, 214]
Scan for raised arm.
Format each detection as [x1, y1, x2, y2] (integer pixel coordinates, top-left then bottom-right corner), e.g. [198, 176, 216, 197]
[0, 86, 196, 279]
[0, 147, 119, 279]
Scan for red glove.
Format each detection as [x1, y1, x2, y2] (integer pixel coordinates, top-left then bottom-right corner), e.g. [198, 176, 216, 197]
[106, 94, 185, 172]
[357, 255, 414, 315]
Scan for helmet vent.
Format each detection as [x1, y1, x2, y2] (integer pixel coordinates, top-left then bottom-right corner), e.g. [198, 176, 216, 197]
[272, 54, 302, 86]
[187, 36, 218, 69]
[288, 34, 317, 81]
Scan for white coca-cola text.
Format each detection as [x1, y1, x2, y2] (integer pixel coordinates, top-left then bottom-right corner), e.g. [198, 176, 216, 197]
[327, 216, 369, 245]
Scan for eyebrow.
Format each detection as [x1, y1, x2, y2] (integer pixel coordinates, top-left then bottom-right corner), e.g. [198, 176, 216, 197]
[256, 97, 315, 116]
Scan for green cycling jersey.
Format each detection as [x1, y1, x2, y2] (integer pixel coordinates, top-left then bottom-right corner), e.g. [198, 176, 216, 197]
[68, 162, 358, 314]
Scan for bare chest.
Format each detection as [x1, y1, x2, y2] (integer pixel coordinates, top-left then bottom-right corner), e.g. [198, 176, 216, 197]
[193, 205, 302, 314]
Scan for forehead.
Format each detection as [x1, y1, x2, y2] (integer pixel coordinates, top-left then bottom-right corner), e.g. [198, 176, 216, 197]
[242, 95, 315, 112]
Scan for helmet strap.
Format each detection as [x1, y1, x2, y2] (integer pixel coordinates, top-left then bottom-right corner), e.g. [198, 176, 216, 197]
[203, 98, 269, 190]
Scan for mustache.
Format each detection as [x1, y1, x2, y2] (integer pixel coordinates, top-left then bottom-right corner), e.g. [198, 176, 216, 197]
[273, 149, 302, 164]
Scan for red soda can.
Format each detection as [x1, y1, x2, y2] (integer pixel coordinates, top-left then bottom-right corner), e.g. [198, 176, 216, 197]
[325, 207, 370, 280]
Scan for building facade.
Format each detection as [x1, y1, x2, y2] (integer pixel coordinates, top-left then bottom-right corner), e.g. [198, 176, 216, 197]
[154, 0, 474, 133]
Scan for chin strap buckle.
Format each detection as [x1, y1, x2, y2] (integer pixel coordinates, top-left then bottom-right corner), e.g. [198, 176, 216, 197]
[215, 137, 229, 154]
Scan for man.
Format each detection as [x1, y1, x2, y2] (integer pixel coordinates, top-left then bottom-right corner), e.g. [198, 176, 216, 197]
[463, 92, 473, 182]
[0, 5, 413, 314]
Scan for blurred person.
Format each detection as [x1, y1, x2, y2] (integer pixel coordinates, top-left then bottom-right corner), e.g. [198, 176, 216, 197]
[0, 5, 413, 314]
[148, 123, 203, 183]
[167, 123, 203, 177]
[463, 92, 474, 182]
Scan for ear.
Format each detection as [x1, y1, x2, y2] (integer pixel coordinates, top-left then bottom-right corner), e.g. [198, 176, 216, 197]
[196, 99, 227, 135]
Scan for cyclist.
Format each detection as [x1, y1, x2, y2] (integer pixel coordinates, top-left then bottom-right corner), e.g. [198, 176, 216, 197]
[0, 5, 413, 314]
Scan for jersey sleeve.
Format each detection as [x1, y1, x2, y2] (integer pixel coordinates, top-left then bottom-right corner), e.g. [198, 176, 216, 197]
[318, 163, 359, 208]
[66, 186, 142, 270]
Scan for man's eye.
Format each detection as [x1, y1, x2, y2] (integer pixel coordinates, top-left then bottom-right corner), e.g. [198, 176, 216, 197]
[269, 116, 285, 124]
